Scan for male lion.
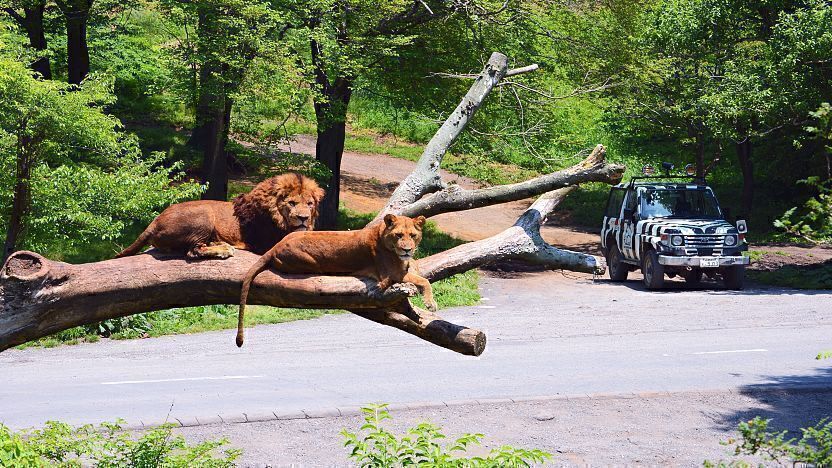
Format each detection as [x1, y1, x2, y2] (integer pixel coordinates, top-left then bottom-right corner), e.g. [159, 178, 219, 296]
[116, 173, 324, 259]
[236, 214, 437, 346]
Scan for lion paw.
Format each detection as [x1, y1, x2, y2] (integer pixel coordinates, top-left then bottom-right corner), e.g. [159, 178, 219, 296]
[425, 298, 439, 312]
[388, 282, 418, 297]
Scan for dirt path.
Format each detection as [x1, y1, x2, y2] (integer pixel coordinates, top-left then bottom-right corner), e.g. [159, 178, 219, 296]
[279, 135, 600, 253]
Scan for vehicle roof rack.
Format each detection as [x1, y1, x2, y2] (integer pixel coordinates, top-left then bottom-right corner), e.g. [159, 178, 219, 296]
[627, 175, 706, 188]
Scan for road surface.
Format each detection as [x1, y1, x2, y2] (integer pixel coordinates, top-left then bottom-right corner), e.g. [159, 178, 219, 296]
[1, 271, 830, 431]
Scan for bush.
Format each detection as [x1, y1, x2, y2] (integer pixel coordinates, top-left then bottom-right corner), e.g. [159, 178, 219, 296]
[341, 404, 552, 467]
[706, 416, 832, 467]
[0, 420, 239, 467]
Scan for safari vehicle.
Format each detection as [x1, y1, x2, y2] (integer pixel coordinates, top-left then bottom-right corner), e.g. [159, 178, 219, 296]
[600, 163, 750, 290]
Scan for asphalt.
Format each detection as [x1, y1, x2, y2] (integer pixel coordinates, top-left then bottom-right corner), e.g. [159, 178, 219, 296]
[1, 271, 830, 432]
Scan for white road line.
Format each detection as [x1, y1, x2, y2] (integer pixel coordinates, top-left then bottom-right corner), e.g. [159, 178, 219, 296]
[691, 349, 768, 355]
[101, 375, 264, 385]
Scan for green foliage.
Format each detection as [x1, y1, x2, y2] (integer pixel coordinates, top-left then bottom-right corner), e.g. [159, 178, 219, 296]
[0, 41, 201, 256]
[1, 420, 239, 467]
[773, 176, 832, 244]
[705, 416, 832, 467]
[341, 404, 552, 467]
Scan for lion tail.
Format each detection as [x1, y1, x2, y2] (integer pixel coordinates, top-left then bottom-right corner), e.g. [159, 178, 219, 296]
[115, 223, 155, 258]
[237, 250, 274, 347]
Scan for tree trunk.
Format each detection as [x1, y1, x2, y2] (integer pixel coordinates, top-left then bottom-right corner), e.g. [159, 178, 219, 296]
[201, 90, 231, 201]
[187, 63, 214, 151]
[65, 11, 90, 85]
[5, 4, 53, 79]
[3, 131, 33, 264]
[694, 130, 705, 179]
[736, 138, 754, 218]
[314, 108, 349, 229]
[310, 32, 353, 229]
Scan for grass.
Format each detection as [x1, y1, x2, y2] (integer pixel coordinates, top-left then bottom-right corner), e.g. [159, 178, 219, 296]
[21, 206, 481, 350]
[748, 262, 832, 290]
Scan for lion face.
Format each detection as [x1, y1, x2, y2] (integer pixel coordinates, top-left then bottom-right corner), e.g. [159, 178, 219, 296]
[276, 192, 320, 232]
[255, 173, 324, 233]
[382, 214, 426, 261]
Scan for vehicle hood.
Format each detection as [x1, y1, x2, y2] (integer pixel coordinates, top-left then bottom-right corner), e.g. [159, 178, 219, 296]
[643, 219, 737, 235]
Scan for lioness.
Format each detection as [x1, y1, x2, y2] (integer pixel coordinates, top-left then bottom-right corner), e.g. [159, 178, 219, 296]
[116, 173, 324, 259]
[236, 214, 437, 346]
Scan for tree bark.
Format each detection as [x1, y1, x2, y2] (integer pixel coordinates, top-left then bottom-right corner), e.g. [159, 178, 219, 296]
[200, 90, 232, 201]
[736, 138, 754, 218]
[4, 4, 52, 79]
[310, 33, 353, 229]
[0, 52, 624, 355]
[3, 128, 33, 264]
[60, 0, 92, 85]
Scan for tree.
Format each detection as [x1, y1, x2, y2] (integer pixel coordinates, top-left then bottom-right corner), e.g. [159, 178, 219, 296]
[0, 53, 625, 355]
[160, 0, 280, 200]
[273, 0, 528, 228]
[56, 0, 94, 85]
[614, 0, 832, 218]
[2, 0, 52, 79]
[0, 44, 201, 262]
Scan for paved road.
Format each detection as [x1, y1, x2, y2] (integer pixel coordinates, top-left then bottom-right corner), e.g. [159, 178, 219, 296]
[1, 272, 830, 430]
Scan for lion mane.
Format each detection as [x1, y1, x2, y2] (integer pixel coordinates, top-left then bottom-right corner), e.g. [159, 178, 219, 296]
[116, 173, 325, 258]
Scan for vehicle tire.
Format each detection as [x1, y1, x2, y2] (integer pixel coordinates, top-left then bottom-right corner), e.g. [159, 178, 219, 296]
[683, 268, 703, 284]
[606, 243, 629, 282]
[723, 265, 745, 290]
[642, 249, 665, 290]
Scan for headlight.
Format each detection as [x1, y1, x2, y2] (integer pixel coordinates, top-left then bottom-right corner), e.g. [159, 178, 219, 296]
[724, 235, 737, 246]
[671, 235, 684, 246]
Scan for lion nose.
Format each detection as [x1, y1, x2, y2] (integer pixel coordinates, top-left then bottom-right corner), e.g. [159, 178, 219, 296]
[297, 215, 309, 222]
[401, 247, 412, 254]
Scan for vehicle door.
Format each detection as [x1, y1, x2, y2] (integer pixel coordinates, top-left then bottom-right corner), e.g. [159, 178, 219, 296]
[601, 188, 626, 250]
[621, 188, 639, 260]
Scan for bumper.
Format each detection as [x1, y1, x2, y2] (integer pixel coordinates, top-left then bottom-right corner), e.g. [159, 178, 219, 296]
[657, 255, 750, 267]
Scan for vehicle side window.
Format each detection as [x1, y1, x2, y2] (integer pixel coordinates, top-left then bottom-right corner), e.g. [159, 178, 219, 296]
[625, 189, 638, 213]
[605, 189, 625, 217]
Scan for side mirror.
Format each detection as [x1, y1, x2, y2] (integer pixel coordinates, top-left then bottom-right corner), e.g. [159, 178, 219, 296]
[736, 219, 748, 234]
[622, 208, 634, 221]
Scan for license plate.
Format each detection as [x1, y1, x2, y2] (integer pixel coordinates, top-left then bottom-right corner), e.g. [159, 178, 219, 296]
[700, 258, 720, 268]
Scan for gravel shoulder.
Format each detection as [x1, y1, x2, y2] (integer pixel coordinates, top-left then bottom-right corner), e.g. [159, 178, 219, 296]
[174, 388, 831, 466]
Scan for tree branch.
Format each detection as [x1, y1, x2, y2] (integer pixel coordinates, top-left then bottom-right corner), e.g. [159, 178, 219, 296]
[401, 145, 623, 219]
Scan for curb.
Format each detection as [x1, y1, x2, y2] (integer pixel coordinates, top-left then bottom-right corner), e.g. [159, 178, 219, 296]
[117, 383, 832, 431]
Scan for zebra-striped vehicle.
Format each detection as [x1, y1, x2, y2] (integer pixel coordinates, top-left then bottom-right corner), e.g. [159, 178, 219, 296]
[600, 164, 750, 290]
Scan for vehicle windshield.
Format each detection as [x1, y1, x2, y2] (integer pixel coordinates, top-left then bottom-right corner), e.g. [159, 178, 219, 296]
[640, 188, 722, 219]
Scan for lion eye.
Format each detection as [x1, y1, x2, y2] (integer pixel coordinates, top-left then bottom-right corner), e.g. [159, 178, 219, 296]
[288, 201, 297, 207]
[396, 233, 404, 238]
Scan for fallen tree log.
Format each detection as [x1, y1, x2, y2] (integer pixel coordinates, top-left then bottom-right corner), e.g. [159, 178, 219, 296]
[0, 52, 624, 355]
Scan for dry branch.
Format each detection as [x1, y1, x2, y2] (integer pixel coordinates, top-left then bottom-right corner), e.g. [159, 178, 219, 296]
[0, 51, 623, 356]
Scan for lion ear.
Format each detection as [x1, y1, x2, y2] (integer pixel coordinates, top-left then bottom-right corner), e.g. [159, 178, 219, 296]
[384, 214, 397, 227]
[413, 216, 426, 229]
[314, 186, 325, 202]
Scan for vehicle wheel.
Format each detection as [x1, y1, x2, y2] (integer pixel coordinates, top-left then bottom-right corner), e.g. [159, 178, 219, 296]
[723, 265, 745, 290]
[606, 243, 628, 282]
[642, 249, 665, 290]
[683, 268, 703, 284]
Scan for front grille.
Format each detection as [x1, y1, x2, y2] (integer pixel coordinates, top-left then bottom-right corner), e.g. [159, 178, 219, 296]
[684, 235, 724, 248]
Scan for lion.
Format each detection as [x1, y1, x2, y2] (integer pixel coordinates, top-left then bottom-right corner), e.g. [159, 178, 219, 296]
[116, 173, 325, 259]
[236, 214, 437, 346]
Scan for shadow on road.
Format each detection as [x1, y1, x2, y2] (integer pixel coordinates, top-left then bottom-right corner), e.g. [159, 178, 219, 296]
[606, 277, 832, 296]
[714, 366, 832, 436]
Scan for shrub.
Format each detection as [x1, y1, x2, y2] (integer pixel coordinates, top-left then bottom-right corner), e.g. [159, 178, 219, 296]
[706, 416, 832, 467]
[341, 404, 552, 467]
[0, 420, 239, 467]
